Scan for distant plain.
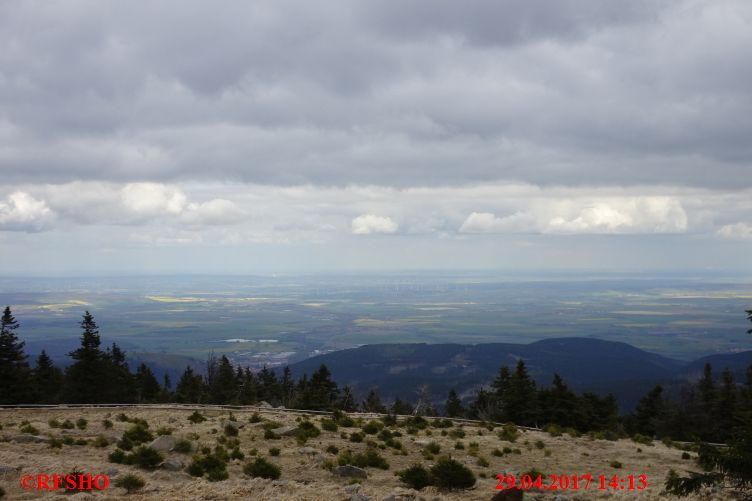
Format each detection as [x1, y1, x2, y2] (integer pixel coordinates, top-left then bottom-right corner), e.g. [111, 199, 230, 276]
[1, 273, 751, 371]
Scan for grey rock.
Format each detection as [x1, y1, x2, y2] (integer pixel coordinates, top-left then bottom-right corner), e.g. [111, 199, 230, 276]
[106, 468, 119, 478]
[298, 446, 318, 454]
[271, 426, 298, 436]
[350, 495, 372, 501]
[160, 459, 184, 471]
[313, 453, 328, 463]
[490, 489, 523, 501]
[272, 480, 290, 487]
[276, 405, 286, 409]
[343, 483, 361, 493]
[0, 465, 20, 475]
[334, 465, 368, 479]
[258, 401, 273, 408]
[148, 434, 177, 452]
[12, 434, 48, 443]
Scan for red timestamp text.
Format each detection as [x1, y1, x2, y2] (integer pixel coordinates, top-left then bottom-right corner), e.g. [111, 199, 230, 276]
[495, 473, 648, 492]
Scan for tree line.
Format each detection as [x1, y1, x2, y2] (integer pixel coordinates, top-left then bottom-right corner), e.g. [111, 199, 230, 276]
[1, 306, 750, 445]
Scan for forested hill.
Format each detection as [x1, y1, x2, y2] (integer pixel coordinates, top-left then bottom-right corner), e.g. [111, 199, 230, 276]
[289, 337, 752, 410]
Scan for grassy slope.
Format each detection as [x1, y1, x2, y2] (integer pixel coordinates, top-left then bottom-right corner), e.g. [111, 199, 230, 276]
[0, 407, 714, 500]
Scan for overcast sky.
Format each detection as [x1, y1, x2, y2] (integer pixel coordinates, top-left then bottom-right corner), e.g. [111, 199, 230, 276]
[1, 0, 751, 274]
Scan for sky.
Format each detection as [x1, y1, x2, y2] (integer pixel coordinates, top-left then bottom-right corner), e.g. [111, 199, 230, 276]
[1, 0, 751, 274]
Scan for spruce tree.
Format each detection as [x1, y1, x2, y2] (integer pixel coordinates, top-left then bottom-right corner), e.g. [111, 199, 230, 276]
[175, 366, 205, 403]
[0, 306, 31, 404]
[104, 343, 136, 403]
[391, 397, 414, 415]
[64, 311, 109, 403]
[135, 363, 161, 402]
[362, 389, 386, 413]
[445, 389, 464, 418]
[31, 350, 63, 403]
[308, 364, 339, 410]
[507, 360, 538, 426]
[338, 385, 358, 411]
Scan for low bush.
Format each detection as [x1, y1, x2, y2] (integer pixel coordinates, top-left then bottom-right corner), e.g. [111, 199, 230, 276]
[223, 423, 239, 437]
[48, 419, 61, 428]
[269, 447, 280, 456]
[122, 424, 153, 445]
[187, 411, 206, 424]
[19, 424, 39, 435]
[109, 449, 126, 464]
[244, 458, 281, 480]
[362, 420, 383, 435]
[93, 435, 110, 448]
[296, 421, 320, 444]
[125, 446, 163, 470]
[102, 419, 113, 429]
[173, 439, 193, 453]
[398, 464, 434, 490]
[424, 442, 441, 454]
[320, 419, 338, 432]
[430, 457, 476, 490]
[337, 449, 389, 470]
[186, 451, 228, 481]
[610, 460, 622, 469]
[75, 418, 87, 430]
[632, 434, 653, 446]
[349, 431, 364, 443]
[114, 474, 145, 494]
[326, 445, 339, 454]
[449, 428, 466, 439]
[497, 423, 519, 442]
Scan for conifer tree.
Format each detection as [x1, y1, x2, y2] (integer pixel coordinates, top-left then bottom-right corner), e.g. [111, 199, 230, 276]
[0, 306, 31, 404]
[64, 311, 108, 403]
[539, 373, 577, 428]
[281, 367, 294, 407]
[104, 342, 136, 403]
[308, 364, 339, 410]
[631, 384, 667, 437]
[239, 368, 258, 404]
[391, 397, 414, 415]
[445, 389, 464, 418]
[507, 360, 538, 426]
[31, 350, 63, 403]
[175, 366, 205, 403]
[362, 389, 386, 413]
[135, 363, 161, 402]
[338, 385, 358, 412]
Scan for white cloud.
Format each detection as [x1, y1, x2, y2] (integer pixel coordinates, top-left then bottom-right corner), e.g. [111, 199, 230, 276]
[459, 212, 533, 233]
[0, 192, 53, 232]
[120, 183, 187, 216]
[546, 197, 688, 234]
[180, 199, 246, 226]
[717, 222, 752, 240]
[460, 196, 688, 235]
[351, 214, 399, 235]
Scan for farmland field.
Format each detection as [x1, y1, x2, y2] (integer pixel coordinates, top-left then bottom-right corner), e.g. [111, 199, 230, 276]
[1, 272, 751, 372]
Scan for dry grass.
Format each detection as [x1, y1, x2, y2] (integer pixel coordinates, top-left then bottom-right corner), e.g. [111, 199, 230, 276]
[0, 408, 725, 500]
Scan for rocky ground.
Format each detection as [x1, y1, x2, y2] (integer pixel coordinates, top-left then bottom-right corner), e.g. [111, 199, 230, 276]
[0, 407, 724, 500]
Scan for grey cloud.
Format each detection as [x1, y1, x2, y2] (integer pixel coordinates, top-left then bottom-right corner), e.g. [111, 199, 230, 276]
[0, 0, 751, 192]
